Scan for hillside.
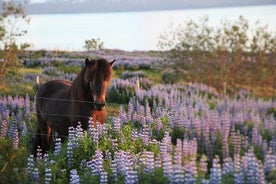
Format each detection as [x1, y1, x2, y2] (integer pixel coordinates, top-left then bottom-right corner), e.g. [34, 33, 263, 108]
[21, 0, 276, 14]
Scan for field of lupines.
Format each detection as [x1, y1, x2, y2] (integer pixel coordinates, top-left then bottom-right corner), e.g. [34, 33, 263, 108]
[1, 51, 276, 183]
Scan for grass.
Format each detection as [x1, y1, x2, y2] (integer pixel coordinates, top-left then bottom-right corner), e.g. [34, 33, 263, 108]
[18, 68, 42, 74]
[144, 69, 163, 84]
[0, 82, 35, 97]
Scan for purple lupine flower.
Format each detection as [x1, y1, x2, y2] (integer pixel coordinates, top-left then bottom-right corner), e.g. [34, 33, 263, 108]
[91, 149, 104, 176]
[70, 169, 80, 184]
[234, 154, 245, 184]
[171, 165, 185, 184]
[223, 157, 234, 175]
[9, 113, 17, 138]
[67, 141, 74, 167]
[162, 152, 172, 177]
[75, 122, 83, 139]
[21, 121, 27, 137]
[80, 160, 87, 171]
[27, 154, 34, 177]
[199, 154, 208, 174]
[112, 117, 121, 133]
[43, 153, 49, 167]
[32, 167, 40, 182]
[54, 138, 62, 156]
[36, 146, 43, 159]
[1, 119, 8, 138]
[12, 129, 19, 149]
[111, 138, 118, 151]
[100, 171, 108, 184]
[111, 159, 118, 180]
[145, 151, 154, 173]
[131, 129, 138, 141]
[125, 170, 138, 184]
[68, 126, 77, 149]
[119, 106, 127, 123]
[258, 160, 266, 184]
[264, 148, 276, 174]
[174, 139, 182, 166]
[242, 148, 259, 184]
[45, 168, 52, 184]
[155, 155, 162, 168]
[209, 155, 222, 184]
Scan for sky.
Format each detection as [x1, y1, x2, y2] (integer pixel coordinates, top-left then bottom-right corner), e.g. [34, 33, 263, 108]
[30, 0, 46, 3]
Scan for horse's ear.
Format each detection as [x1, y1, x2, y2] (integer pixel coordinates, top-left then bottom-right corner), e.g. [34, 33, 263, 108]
[85, 58, 91, 66]
[110, 59, 115, 67]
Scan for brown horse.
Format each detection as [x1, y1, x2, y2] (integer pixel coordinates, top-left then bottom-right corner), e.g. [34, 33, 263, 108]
[33, 58, 114, 155]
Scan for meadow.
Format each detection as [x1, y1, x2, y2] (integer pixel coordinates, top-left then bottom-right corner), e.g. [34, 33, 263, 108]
[0, 49, 275, 184]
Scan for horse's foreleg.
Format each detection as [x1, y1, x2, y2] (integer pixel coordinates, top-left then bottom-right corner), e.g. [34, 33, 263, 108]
[32, 126, 42, 156]
[38, 122, 51, 155]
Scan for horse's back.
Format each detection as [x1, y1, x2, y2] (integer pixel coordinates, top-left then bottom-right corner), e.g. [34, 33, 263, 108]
[36, 80, 71, 98]
[36, 80, 72, 133]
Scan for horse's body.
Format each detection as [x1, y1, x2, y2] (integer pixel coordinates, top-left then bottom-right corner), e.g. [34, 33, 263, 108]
[33, 58, 114, 155]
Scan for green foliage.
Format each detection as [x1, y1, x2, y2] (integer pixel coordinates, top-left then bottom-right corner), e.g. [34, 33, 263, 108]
[158, 15, 276, 97]
[139, 168, 169, 184]
[267, 169, 276, 184]
[0, 0, 30, 82]
[161, 72, 181, 84]
[73, 132, 96, 166]
[81, 174, 100, 184]
[0, 138, 29, 183]
[107, 85, 135, 104]
[56, 65, 81, 74]
[253, 145, 264, 162]
[170, 127, 186, 145]
[261, 128, 273, 142]
[151, 122, 165, 141]
[267, 107, 276, 120]
[221, 173, 235, 184]
[84, 38, 104, 51]
[207, 100, 217, 110]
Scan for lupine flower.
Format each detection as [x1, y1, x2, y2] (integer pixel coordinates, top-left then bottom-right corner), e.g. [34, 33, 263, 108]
[12, 129, 19, 149]
[54, 138, 62, 156]
[209, 155, 222, 184]
[70, 169, 80, 184]
[32, 168, 40, 182]
[45, 168, 52, 184]
[222, 157, 234, 175]
[170, 165, 185, 184]
[67, 141, 74, 167]
[27, 154, 34, 177]
[100, 171, 108, 184]
[199, 154, 208, 174]
[125, 170, 138, 184]
[0, 119, 8, 138]
[36, 146, 43, 159]
[91, 149, 104, 176]
[264, 148, 276, 174]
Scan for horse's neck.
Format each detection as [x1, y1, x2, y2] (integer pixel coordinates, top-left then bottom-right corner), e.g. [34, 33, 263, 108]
[70, 69, 87, 100]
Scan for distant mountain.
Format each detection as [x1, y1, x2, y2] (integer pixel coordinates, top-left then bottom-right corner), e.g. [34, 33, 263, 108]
[8, 0, 276, 14]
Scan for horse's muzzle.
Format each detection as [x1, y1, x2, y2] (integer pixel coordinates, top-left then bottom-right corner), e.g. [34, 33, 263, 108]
[94, 102, 106, 111]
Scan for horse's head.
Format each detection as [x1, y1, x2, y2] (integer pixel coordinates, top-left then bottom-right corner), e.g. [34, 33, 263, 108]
[84, 58, 115, 111]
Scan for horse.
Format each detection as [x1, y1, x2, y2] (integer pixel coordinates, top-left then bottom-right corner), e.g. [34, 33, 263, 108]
[33, 58, 115, 155]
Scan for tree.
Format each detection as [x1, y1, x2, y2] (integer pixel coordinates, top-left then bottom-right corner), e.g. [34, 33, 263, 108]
[84, 38, 104, 51]
[0, 0, 30, 83]
[158, 16, 276, 96]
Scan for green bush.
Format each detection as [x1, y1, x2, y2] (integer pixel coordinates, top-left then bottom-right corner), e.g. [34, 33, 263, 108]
[162, 72, 181, 84]
[0, 139, 29, 183]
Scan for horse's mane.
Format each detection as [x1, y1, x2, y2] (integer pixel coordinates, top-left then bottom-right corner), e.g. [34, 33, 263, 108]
[70, 59, 112, 100]
[89, 58, 112, 84]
